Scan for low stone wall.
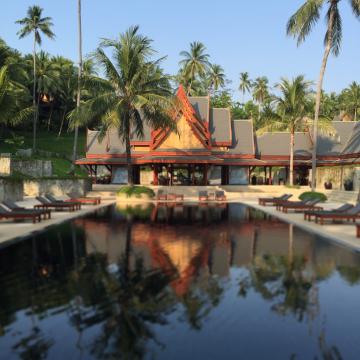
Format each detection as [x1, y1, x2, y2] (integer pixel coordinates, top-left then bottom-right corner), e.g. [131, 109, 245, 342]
[0, 157, 52, 177]
[0, 179, 23, 201]
[24, 179, 92, 197]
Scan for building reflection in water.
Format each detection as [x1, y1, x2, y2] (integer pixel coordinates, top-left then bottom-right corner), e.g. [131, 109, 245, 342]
[1, 203, 360, 359]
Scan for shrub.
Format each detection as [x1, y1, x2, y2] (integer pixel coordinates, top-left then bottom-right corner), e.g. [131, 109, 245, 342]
[299, 191, 327, 202]
[117, 185, 155, 198]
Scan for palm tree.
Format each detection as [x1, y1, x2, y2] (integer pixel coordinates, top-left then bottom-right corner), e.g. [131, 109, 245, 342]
[258, 76, 313, 185]
[16, 5, 55, 152]
[179, 42, 210, 95]
[70, 0, 83, 174]
[239, 72, 252, 103]
[207, 64, 225, 94]
[70, 26, 176, 185]
[287, 0, 360, 191]
[54, 57, 77, 136]
[252, 77, 269, 124]
[340, 82, 360, 121]
[0, 66, 33, 128]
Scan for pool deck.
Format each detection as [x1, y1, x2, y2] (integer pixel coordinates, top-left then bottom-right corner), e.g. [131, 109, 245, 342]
[0, 195, 359, 252]
[0, 198, 115, 248]
[239, 199, 360, 253]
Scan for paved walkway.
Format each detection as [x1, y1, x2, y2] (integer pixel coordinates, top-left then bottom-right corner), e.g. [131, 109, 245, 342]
[0, 198, 114, 248]
[240, 199, 360, 252]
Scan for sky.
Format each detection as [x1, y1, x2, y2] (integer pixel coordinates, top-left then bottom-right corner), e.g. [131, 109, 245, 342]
[1, 0, 360, 99]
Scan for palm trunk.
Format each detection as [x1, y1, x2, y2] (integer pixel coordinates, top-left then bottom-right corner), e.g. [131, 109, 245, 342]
[47, 102, 54, 131]
[125, 118, 133, 185]
[311, 6, 335, 191]
[290, 129, 295, 186]
[58, 107, 67, 137]
[70, 0, 83, 174]
[32, 35, 37, 152]
[355, 108, 357, 122]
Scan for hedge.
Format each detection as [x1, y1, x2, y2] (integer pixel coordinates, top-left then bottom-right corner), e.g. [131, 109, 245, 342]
[117, 185, 155, 198]
[299, 191, 327, 202]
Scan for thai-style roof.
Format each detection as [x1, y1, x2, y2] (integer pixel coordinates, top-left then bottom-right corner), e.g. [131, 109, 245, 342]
[209, 108, 232, 145]
[82, 86, 360, 166]
[228, 120, 255, 156]
[317, 121, 357, 155]
[255, 132, 312, 157]
[189, 96, 210, 123]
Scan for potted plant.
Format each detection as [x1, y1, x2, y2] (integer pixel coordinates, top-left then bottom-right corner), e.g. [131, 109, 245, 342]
[324, 178, 333, 190]
[344, 178, 354, 191]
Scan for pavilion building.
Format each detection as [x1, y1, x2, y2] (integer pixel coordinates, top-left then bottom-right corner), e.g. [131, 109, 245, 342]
[76, 86, 360, 186]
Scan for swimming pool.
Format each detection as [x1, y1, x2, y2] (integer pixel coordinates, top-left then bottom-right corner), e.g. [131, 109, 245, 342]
[0, 203, 360, 359]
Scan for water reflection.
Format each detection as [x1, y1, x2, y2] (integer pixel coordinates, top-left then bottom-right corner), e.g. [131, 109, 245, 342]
[0, 203, 360, 359]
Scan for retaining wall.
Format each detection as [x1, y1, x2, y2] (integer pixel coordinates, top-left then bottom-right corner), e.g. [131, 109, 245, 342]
[0, 180, 23, 201]
[24, 179, 92, 197]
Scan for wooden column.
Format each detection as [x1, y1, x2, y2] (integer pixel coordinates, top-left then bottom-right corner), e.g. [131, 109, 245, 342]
[204, 164, 208, 185]
[269, 166, 272, 185]
[170, 165, 173, 186]
[153, 165, 158, 185]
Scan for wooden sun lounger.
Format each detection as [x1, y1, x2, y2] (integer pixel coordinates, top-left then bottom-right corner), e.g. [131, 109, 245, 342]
[199, 191, 208, 202]
[0, 205, 42, 223]
[35, 196, 78, 212]
[167, 193, 184, 201]
[215, 191, 226, 201]
[280, 200, 323, 213]
[314, 204, 360, 225]
[304, 203, 353, 221]
[157, 190, 167, 201]
[45, 194, 82, 210]
[258, 194, 292, 206]
[275, 199, 310, 211]
[66, 193, 101, 205]
[2, 200, 51, 219]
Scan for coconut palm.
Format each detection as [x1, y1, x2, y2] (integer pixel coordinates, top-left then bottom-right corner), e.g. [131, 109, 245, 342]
[258, 76, 313, 185]
[0, 66, 33, 128]
[207, 64, 226, 94]
[16, 5, 55, 151]
[340, 82, 360, 121]
[252, 77, 270, 126]
[179, 42, 210, 95]
[70, 26, 176, 185]
[287, 0, 360, 190]
[239, 72, 252, 103]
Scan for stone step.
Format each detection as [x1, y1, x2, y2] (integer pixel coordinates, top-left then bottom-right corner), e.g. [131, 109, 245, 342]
[325, 190, 359, 204]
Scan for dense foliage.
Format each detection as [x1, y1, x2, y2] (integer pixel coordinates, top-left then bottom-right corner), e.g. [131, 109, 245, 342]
[117, 185, 155, 198]
[299, 192, 328, 203]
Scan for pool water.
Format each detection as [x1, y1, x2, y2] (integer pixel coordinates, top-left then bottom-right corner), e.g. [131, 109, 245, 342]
[0, 203, 360, 359]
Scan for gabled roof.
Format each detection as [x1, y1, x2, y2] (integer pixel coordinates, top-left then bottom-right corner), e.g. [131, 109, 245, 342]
[340, 122, 360, 155]
[228, 120, 255, 155]
[209, 108, 232, 145]
[150, 85, 211, 150]
[317, 121, 357, 155]
[256, 132, 312, 157]
[189, 96, 210, 123]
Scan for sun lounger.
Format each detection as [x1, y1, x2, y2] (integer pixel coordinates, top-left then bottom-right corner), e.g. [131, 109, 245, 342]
[258, 194, 292, 206]
[215, 191, 226, 201]
[2, 200, 51, 219]
[304, 203, 353, 221]
[157, 190, 167, 201]
[167, 193, 184, 201]
[66, 193, 101, 205]
[280, 199, 323, 213]
[314, 203, 360, 225]
[35, 196, 78, 212]
[275, 199, 310, 211]
[0, 205, 42, 223]
[199, 191, 208, 202]
[45, 194, 81, 210]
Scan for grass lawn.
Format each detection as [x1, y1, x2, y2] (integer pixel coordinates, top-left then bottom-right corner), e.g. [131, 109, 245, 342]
[0, 130, 88, 178]
[0, 130, 86, 158]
